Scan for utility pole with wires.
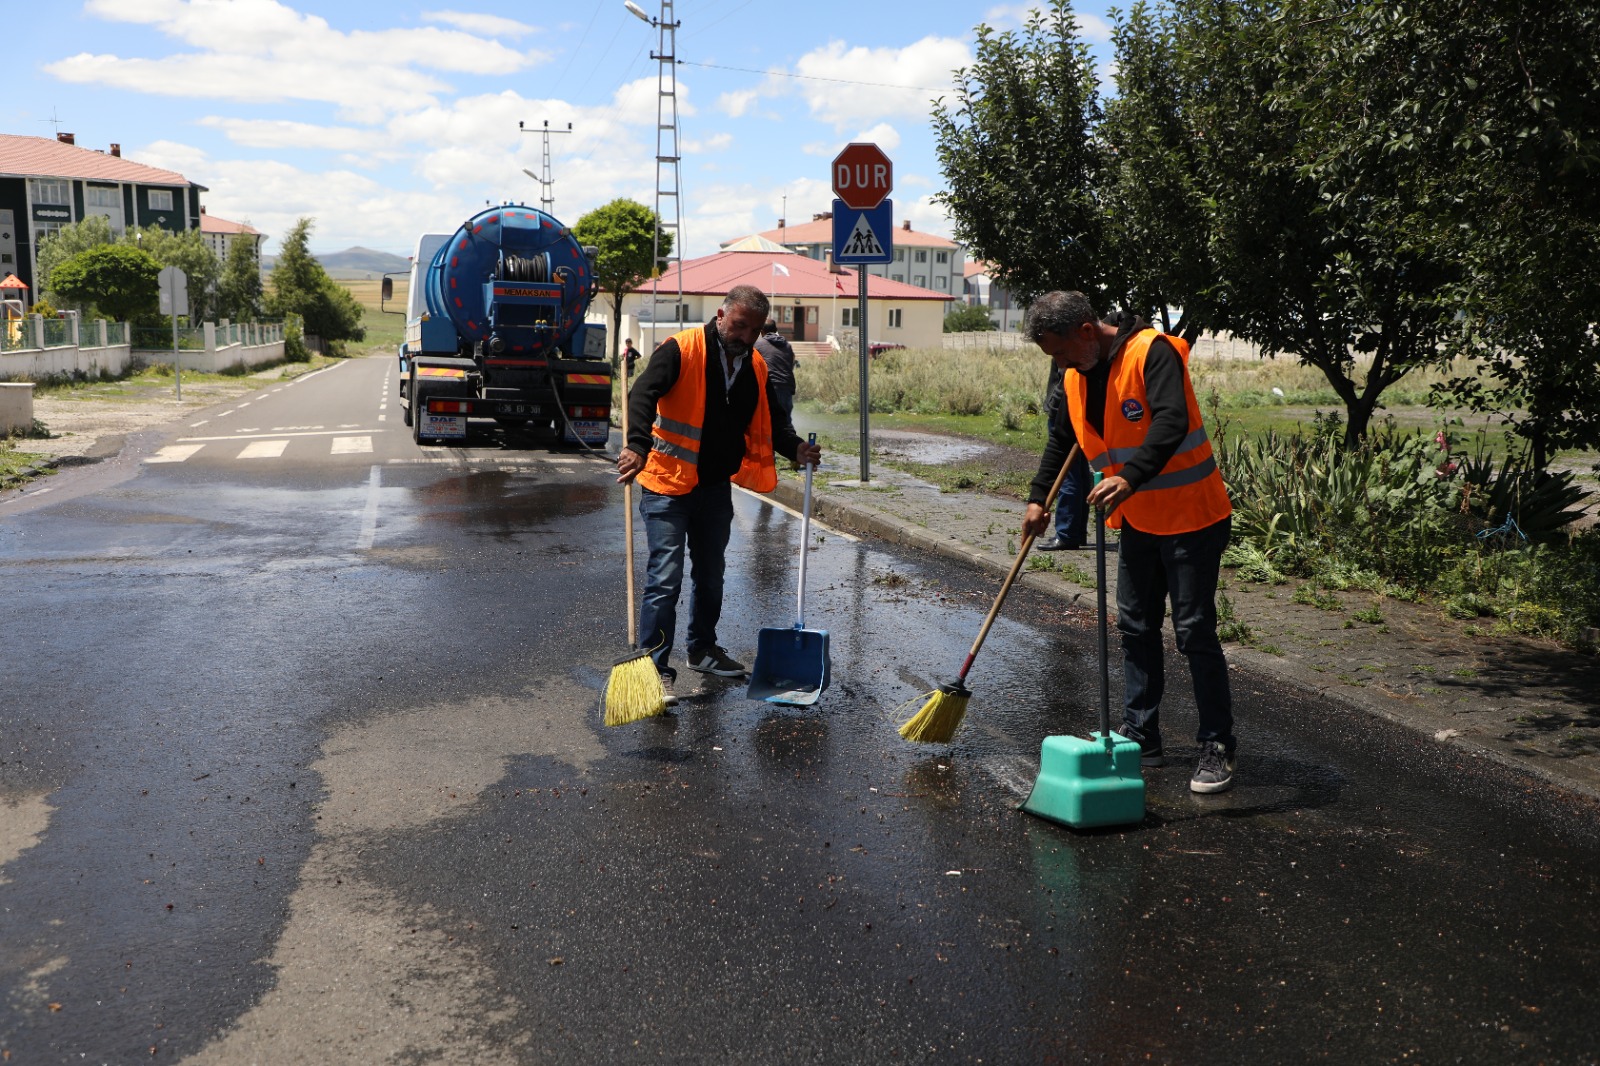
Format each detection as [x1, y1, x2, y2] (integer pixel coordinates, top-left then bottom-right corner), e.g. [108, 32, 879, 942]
[518, 120, 572, 215]
[625, 0, 683, 355]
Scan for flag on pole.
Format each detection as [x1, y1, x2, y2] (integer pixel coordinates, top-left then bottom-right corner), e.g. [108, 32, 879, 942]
[835, 275, 847, 293]
[772, 262, 790, 277]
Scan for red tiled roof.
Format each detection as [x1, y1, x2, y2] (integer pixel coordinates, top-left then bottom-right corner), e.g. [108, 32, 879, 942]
[737, 216, 959, 249]
[644, 251, 954, 302]
[0, 133, 196, 186]
[200, 212, 259, 236]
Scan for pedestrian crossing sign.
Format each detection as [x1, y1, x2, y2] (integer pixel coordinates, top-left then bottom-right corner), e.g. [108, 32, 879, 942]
[831, 198, 894, 265]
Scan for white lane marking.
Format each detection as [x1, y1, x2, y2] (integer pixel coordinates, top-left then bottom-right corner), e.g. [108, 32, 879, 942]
[190, 420, 210, 427]
[237, 401, 252, 408]
[356, 465, 381, 551]
[331, 436, 373, 455]
[146, 444, 205, 464]
[180, 429, 387, 442]
[378, 414, 387, 422]
[239, 427, 260, 433]
[238, 440, 290, 459]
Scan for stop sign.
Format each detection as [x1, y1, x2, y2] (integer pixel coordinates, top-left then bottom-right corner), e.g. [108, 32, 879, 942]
[832, 143, 893, 210]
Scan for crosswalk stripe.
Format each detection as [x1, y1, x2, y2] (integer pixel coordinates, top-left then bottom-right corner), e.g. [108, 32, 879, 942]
[238, 440, 290, 459]
[331, 436, 374, 455]
[146, 444, 205, 464]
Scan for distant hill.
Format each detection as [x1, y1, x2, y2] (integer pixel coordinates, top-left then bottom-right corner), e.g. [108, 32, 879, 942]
[261, 246, 411, 280]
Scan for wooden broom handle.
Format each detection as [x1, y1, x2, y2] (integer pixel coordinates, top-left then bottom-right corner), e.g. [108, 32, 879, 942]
[956, 443, 1083, 680]
[622, 357, 637, 649]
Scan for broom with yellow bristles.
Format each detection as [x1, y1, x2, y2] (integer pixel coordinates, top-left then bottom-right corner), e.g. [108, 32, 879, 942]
[899, 444, 1084, 743]
[604, 355, 668, 726]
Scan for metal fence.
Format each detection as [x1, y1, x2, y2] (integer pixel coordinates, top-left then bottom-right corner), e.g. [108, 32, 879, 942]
[131, 326, 206, 350]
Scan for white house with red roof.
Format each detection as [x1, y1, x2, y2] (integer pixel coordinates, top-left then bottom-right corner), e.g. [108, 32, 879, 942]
[724, 212, 966, 299]
[598, 247, 955, 355]
[963, 259, 1025, 333]
[0, 132, 206, 295]
[198, 207, 265, 267]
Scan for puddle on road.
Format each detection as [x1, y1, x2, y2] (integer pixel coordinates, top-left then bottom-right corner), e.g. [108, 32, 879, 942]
[868, 430, 993, 465]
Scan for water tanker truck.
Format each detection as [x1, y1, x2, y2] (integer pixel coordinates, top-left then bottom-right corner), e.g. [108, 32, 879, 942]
[384, 203, 612, 447]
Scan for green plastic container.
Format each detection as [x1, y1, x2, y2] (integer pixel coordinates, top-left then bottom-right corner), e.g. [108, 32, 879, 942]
[1021, 731, 1146, 829]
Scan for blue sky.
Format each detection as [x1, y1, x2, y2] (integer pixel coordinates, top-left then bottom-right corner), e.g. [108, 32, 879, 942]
[19, 1, 1117, 258]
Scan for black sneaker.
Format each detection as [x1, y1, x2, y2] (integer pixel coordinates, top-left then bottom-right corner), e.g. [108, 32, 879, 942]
[687, 644, 747, 678]
[658, 670, 679, 707]
[1113, 726, 1166, 767]
[1036, 534, 1081, 551]
[1190, 742, 1235, 794]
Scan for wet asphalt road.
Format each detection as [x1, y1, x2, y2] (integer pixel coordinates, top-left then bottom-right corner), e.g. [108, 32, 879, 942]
[2, 355, 1599, 1064]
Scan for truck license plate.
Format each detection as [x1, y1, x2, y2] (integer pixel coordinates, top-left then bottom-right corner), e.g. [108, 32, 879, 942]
[494, 402, 542, 416]
[423, 413, 468, 439]
[564, 419, 610, 445]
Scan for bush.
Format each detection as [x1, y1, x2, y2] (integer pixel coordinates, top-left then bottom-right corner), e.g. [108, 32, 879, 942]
[283, 316, 312, 363]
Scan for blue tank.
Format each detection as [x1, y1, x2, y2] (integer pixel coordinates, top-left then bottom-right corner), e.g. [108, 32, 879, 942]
[422, 204, 597, 358]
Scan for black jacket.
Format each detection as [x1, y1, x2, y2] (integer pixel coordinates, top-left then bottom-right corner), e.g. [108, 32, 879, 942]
[627, 320, 804, 482]
[1028, 313, 1189, 505]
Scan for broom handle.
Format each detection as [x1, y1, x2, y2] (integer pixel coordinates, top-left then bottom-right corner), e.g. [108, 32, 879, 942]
[956, 443, 1083, 681]
[796, 433, 815, 628]
[622, 355, 637, 649]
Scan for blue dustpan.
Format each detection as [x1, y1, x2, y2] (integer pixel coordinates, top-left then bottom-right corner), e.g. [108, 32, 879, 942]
[748, 439, 831, 705]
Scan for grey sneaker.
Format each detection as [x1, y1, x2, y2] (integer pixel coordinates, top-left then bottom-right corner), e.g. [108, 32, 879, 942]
[687, 644, 747, 678]
[1190, 742, 1235, 794]
[1114, 726, 1166, 767]
[658, 670, 679, 707]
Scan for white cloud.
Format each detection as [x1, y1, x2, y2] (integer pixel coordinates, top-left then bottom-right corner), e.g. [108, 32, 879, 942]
[794, 36, 970, 128]
[683, 133, 732, 154]
[718, 88, 760, 119]
[197, 117, 392, 154]
[983, 3, 1114, 43]
[851, 123, 901, 152]
[421, 10, 536, 38]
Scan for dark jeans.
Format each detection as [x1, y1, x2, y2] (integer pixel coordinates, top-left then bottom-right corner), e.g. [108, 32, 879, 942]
[1116, 516, 1235, 753]
[638, 479, 734, 674]
[1054, 447, 1091, 545]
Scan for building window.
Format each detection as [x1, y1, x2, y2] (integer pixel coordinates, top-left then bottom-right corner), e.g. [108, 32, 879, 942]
[28, 179, 70, 206]
[892, 274, 904, 283]
[915, 250, 928, 263]
[842, 307, 859, 327]
[888, 308, 903, 328]
[148, 189, 174, 211]
[34, 221, 65, 248]
[935, 250, 949, 264]
[914, 275, 926, 288]
[894, 248, 905, 262]
[86, 185, 119, 209]
[935, 275, 948, 291]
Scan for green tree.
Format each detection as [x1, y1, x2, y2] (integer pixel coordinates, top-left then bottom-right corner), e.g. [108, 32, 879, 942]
[36, 216, 115, 304]
[1327, 0, 1600, 474]
[48, 244, 160, 322]
[128, 226, 221, 321]
[1099, 1, 1215, 340]
[943, 305, 997, 332]
[266, 218, 364, 348]
[572, 199, 673, 365]
[218, 234, 265, 322]
[932, 0, 1109, 309]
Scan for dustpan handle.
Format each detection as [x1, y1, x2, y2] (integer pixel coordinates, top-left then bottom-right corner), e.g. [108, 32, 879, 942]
[796, 432, 815, 628]
[1095, 474, 1110, 739]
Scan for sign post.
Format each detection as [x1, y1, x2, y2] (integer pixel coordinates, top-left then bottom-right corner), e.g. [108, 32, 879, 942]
[158, 266, 188, 400]
[831, 143, 893, 482]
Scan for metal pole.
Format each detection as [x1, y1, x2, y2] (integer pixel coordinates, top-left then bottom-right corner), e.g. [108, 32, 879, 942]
[857, 268, 869, 482]
[172, 314, 182, 401]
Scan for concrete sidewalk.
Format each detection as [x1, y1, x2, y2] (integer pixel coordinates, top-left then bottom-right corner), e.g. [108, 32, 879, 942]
[767, 445, 1600, 805]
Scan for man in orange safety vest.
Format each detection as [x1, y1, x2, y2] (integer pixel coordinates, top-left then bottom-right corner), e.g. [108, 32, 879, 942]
[1022, 290, 1237, 794]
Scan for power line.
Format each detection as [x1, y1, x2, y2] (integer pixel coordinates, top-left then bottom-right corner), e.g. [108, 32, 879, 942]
[676, 58, 949, 93]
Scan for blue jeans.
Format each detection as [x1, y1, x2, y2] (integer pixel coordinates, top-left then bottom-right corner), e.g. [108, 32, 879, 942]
[1055, 448, 1090, 545]
[638, 480, 734, 674]
[1116, 516, 1235, 753]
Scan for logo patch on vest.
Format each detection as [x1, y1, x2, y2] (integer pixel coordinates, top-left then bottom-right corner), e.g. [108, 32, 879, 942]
[1121, 399, 1146, 423]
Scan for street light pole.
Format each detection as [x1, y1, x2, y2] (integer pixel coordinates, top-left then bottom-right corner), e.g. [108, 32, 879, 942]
[625, 0, 683, 357]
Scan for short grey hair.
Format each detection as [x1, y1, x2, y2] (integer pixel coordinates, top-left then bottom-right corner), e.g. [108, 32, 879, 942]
[1024, 290, 1099, 343]
[723, 284, 771, 321]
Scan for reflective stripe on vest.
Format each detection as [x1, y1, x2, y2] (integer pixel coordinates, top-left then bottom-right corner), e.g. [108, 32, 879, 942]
[1066, 329, 1232, 534]
[637, 326, 778, 495]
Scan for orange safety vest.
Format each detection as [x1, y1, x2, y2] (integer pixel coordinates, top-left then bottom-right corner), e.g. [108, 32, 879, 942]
[1065, 328, 1232, 534]
[638, 326, 778, 495]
